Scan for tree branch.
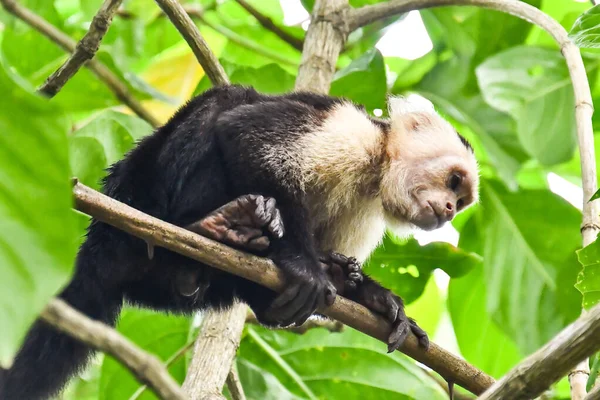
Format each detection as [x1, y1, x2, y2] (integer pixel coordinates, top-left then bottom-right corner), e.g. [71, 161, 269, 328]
[349, 1, 598, 397]
[295, 0, 351, 92]
[38, 0, 123, 97]
[226, 364, 247, 400]
[182, 303, 247, 399]
[154, 0, 229, 86]
[0, 0, 160, 127]
[72, 181, 494, 396]
[41, 298, 186, 400]
[478, 303, 600, 400]
[233, 0, 304, 51]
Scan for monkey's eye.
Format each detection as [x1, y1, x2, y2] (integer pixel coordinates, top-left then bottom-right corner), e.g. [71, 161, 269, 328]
[457, 198, 465, 210]
[448, 173, 462, 191]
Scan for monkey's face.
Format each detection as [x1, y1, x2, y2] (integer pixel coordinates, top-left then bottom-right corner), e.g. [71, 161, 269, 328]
[381, 100, 479, 232]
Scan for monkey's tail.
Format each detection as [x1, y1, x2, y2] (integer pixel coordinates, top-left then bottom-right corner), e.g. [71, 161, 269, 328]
[0, 257, 123, 400]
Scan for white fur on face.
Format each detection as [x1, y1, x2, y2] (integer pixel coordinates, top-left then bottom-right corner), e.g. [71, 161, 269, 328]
[297, 97, 479, 259]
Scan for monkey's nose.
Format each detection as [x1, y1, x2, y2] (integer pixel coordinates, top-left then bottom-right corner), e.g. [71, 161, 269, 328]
[445, 202, 456, 220]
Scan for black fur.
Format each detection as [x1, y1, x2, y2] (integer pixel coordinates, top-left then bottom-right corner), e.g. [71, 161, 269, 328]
[0, 85, 364, 400]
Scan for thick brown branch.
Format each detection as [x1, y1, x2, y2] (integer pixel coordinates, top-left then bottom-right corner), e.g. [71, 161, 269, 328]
[478, 303, 600, 400]
[38, 0, 123, 97]
[233, 0, 304, 51]
[72, 181, 494, 396]
[154, 0, 229, 86]
[295, 0, 351, 92]
[41, 298, 185, 400]
[0, 0, 160, 127]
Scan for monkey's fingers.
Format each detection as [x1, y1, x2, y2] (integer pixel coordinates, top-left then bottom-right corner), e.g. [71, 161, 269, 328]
[409, 318, 430, 350]
[266, 282, 317, 326]
[387, 318, 410, 353]
[267, 207, 285, 239]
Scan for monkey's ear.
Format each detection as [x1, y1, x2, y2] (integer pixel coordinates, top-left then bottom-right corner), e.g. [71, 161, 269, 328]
[387, 95, 435, 117]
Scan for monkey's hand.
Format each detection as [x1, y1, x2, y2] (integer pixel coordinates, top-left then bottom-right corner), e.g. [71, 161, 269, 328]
[353, 277, 429, 352]
[186, 194, 285, 252]
[319, 251, 363, 295]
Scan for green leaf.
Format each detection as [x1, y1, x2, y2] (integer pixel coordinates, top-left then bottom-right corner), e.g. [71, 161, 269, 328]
[476, 46, 584, 166]
[365, 236, 480, 304]
[236, 359, 305, 400]
[238, 325, 447, 400]
[230, 63, 296, 94]
[330, 48, 387, 111]
[591, 188, 600, 202]
[99, 308, 191, 400]
[0, 58, 79, 367]
[528, 0, 589, 47]
[69, 137, 107, 191]
[386, 52, 437, 93]
[569, 5, 600, 49]
[72, 110, 152, 165]
[480, 181, 582, 353]
[448, 217, 522, 378]
[576, 238, 600, 309]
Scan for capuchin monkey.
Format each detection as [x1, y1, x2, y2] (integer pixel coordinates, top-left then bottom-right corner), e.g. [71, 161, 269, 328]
[0, 85, 479, 400]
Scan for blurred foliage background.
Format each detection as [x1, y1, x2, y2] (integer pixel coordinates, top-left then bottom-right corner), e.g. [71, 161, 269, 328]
[2, 0, 600, 399]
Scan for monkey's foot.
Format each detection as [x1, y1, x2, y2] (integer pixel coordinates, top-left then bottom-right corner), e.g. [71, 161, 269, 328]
[360, 286, 429, 352]
[187, 194, 285, 252]
[319, 251, 363, 295]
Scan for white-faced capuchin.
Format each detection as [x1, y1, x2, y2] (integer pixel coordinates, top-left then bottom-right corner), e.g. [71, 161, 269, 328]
[0, 85, 479, 400]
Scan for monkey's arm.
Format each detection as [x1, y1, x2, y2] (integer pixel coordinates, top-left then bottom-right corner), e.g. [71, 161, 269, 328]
[320, 252, 429, 352]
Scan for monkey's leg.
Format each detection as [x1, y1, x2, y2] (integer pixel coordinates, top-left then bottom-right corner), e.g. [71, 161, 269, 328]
[321, 251, 429, 353]
[172, 194, 285, 298]
[186, 194, 284, 251]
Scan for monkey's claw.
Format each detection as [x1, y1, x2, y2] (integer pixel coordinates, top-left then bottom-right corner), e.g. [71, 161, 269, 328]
[187, 194, 285, 252]
[361, 288, 429, 352]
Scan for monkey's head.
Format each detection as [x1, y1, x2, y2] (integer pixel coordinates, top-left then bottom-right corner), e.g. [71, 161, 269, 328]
[380, 96, 479, 232]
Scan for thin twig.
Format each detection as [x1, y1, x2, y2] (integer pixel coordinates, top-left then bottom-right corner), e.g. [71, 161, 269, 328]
[349, 1, 597, 397]
[246, 311, 344, 334]
[72, 181, 494, 396]
[0, 0, 160, 127]
[154, 0, 229, 86]
[233, 0, 304, 51]
[38, 0, 123, 97]
[477, 303, 600, 400]
[128, 340, 195, 400]
[197, 13, 298, 67]
[41, 298, 186, 400]
[226, 364, 246, 400]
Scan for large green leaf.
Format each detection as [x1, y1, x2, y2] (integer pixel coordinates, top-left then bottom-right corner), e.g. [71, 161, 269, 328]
[330, 48, 387, 111]
[479, 181, 582, 353]
[364, 236, 480, 304]
[230, 63, 296, 94]
[0, 58, 79, 367]
[98, 308, 191, 400]
[476, 46, 583, 166]
[238, 325, 447, 400]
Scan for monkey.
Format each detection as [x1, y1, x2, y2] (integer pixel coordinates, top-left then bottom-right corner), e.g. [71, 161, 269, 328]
[0, 84, 479, 399]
